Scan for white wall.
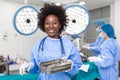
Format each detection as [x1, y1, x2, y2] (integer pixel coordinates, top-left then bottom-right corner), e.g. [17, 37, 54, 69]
[1, 0, 120, 61]
[0, 0, 46, 60]
[110, 0, 120, 45]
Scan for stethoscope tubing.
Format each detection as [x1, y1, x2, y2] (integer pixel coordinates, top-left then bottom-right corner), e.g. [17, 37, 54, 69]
[38, 35, 65, 55]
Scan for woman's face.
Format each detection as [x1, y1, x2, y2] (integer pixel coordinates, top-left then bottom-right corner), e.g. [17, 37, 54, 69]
[101, 31, 108, 39]
[44, 14, 61, 39]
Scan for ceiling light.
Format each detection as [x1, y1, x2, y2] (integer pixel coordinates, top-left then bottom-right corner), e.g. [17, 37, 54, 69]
[24, 0, 27, 4]
[42, 0, 80, 4]
[55, 3, 61, 6]
[79, 1, 86, 5]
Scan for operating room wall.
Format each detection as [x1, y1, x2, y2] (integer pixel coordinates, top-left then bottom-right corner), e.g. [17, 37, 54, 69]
[0, 0, 46, 60]
[84, 6, 110, 56]
[110, 0, 120, 77]
[110, 0, 120, 45]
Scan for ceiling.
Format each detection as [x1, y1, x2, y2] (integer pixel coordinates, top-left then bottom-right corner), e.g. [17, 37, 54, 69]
[4, 0, 115, 10]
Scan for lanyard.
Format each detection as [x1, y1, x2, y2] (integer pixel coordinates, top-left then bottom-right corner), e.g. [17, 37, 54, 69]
[38, 35, 66, 57]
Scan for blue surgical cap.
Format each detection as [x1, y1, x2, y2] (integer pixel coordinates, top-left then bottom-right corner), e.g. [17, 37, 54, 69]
[94, 20, 105, 27]
[101, 24, 116, 39]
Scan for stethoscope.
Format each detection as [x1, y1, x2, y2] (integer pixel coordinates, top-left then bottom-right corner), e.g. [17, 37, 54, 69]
[38, 35, 66, 60]
[38, 35, 67, 78]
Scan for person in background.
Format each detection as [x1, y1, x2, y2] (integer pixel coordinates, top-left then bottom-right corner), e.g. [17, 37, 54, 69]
[88, 24, 120, 80]
[19, 3, 82, 80]
[83, 20, 106, 56]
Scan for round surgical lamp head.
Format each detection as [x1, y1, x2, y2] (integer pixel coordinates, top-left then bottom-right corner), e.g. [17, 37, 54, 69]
[64, 4, 90, 36]
[14, 6, 38, 36]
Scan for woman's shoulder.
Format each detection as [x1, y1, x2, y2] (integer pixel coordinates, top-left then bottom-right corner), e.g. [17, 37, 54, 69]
[103, 38, 117, 47]
[105, 38, 116, 43]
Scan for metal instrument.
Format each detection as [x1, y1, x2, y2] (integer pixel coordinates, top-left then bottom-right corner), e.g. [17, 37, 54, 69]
[40, 59, 71, 74]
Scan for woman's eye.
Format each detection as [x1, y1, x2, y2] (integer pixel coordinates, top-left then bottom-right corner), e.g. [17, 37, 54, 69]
[53, 22, 58, 25]
[45, 22, 49, 25]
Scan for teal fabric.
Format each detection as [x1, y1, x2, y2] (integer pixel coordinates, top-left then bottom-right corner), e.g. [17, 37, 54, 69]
[0, 62, 99, 80]
[0, 73, 5, 76]
[71, 62, 99, 80]
[0, 74, 39, 80]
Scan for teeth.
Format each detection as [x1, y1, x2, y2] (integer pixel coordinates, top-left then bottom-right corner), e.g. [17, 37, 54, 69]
[49, 30, 54, 32]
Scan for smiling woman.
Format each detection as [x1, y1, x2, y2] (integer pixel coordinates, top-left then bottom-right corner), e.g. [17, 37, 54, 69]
[37, 3, 67, 36]
[19, 3, 82, 80]
[44, 14, 61, 38]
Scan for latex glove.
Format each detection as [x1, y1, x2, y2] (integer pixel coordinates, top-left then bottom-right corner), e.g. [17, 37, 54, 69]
[80, 52, 87, 58]
[82, 42, 89, 46]
[88, 56, 103, 62]
[86, 43, 90, 46]
[88, 56, 96, 62]
[82, 45, 90, 50]
[19, 62, 34, 75]
[65, 60, 73, 72]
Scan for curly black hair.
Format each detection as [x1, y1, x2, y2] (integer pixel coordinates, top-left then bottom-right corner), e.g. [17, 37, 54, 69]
[37, 3, 67, 34]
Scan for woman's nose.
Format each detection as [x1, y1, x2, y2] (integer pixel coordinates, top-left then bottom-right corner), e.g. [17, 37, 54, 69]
[49, 23, 53, 28]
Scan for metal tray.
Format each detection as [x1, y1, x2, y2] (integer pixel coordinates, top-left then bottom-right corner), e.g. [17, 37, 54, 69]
[40, 59, 71, 74]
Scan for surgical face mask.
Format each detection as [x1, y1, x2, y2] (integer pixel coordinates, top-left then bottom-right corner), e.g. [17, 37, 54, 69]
[100, 33, 104, 39]
[95, 28, 101, 33]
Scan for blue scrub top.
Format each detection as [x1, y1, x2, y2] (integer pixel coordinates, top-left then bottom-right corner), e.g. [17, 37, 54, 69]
[30, 36, 82, 80]
[93, 38, 120, 80]
[89, 33, 105, 56]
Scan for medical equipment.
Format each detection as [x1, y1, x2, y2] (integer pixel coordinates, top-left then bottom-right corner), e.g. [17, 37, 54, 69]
[40, 59, 72, 74]
[80, 53, 88, 62]
[64, 4, 90, 52]
[64, 4, 90, 36]
[39, 35, 72, 74]
[14, 6, 38, 36]
[0, 55, 9, 75]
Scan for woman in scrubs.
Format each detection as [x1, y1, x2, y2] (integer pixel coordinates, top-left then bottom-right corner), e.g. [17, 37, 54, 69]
[20, 3, 82, 80]
[88, 24, 120, 80]
[83, 20, 105, 56]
